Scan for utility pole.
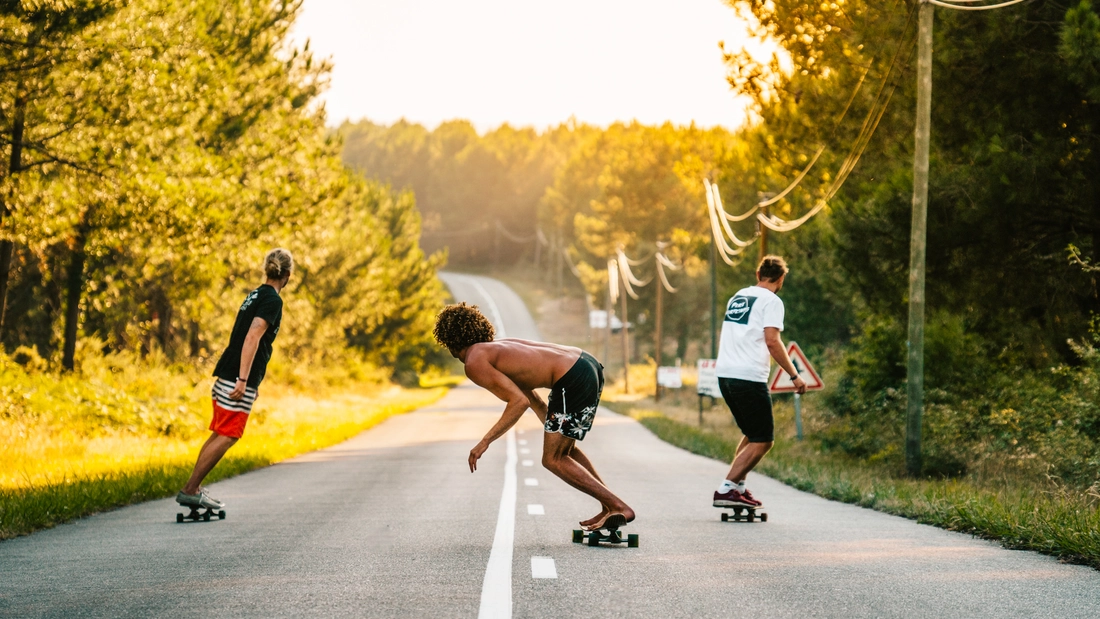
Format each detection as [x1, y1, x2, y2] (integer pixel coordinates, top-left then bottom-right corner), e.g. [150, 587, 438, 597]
[654, 269, 664, 401]
[756, 191, 775, 264]
[906, 0, 934, 477]
[605, 285, 613, 369]
[758, 204, 768, 263]
[620, 276, 630, 394]
[710, 231, 718, 359]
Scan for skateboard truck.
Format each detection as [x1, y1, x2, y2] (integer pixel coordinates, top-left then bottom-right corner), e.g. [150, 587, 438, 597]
[572, 526, 639, 548]
[176, 507, 226, 523]
[719, 506, 767, 523]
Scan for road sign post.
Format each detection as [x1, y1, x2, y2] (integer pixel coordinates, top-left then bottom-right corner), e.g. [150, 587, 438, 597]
[794, 393, 803, 440]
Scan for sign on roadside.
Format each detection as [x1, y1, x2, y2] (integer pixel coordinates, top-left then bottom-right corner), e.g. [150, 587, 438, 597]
[696, 359, 721, 398]
[657, 366, 682, 389]
[589, 310, 608, 329]
[769, 342, 824, 393]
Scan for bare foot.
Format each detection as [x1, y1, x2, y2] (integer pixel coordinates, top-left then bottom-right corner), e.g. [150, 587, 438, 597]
[582, 506, 636, 531]
[580, 506, 610, 528]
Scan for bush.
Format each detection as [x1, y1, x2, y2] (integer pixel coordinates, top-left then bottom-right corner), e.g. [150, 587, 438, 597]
[821, 311, 1100, 487]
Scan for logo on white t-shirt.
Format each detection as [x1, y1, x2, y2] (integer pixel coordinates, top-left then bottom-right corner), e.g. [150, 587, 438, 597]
[725, 295, 757, 324]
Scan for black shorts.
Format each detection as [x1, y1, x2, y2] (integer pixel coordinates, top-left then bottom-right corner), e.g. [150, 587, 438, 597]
[545, 352, 604, 441]
[718, 377, 774, 443]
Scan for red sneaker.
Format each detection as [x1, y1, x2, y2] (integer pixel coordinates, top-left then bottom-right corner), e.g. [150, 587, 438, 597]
[740, 489, 763, 508]
[713, 488, 760, 508]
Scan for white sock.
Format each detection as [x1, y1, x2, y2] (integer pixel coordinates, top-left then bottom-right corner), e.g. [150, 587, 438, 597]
[737, 481, 746, 493]
[718, 480, 736, 493]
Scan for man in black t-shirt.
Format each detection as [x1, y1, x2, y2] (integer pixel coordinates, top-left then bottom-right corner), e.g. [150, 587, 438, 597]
[177, 249, 293, 511]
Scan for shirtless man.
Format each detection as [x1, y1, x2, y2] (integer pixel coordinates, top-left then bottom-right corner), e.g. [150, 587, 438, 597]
[433, 302, 634, 531]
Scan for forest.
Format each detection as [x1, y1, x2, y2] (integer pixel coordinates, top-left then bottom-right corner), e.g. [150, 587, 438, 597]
[342, 0, 1100, 485]
[0, 0, 445, 380]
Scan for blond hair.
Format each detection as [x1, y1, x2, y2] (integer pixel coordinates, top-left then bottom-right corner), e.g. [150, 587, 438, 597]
[264, 248, 293, 280]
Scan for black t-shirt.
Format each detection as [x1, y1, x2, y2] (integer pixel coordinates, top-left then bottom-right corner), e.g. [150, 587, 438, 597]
[213, 284, 283, 389]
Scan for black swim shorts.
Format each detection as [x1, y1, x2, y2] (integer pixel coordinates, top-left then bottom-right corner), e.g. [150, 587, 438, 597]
[718, 377, 774, 443]
[545, 351, 604, 440]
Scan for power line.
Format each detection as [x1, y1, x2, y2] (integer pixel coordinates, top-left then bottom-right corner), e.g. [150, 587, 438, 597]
[757, 4, 919, 233]
[616, 247, 652, 300]
[927, 0, 1028, 9]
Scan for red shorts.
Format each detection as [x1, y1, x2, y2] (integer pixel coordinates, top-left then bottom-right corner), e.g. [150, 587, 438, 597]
[209, 378, 257, 438]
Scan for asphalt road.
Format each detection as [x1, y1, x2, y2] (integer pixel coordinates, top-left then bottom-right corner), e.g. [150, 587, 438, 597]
[2, 272, 1099, 618]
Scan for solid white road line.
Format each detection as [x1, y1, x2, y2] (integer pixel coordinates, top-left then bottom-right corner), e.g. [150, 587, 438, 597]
[521, 460, 533, 467]
[471, 278, 508, 339]
[531, 557, 558, 579]
[478, 430, 517, 619]
[527, 504, 545, 515]
[524, 478, 538, 486]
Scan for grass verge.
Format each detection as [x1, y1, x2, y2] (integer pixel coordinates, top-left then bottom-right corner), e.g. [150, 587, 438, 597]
[0, 385, 446, 540]
[606, 401, 1100, 570]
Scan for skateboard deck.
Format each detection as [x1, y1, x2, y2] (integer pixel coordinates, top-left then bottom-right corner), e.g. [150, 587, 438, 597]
[572, 525, 639, 548]
[176, 506, 226, 523]
[719, 505, 767, 523]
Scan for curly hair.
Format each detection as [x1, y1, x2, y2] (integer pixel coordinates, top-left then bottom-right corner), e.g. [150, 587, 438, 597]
[433, 302, 496, 352]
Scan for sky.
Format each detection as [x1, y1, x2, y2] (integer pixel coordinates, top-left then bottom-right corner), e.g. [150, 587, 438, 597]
[291, 0, 779, 133]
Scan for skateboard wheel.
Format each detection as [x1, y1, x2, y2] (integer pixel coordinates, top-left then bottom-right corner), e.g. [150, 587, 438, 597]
[746, 513, 755, 523]
[572, 530, 583, 543]
[202, 512, 211, 522]
[176, 513, 184, 523]
[218, 510, 226, 520]
[721, 513, 729, 522]
[587, 534, 600, 547]
[627, 534, 639, 548]
[760, 513, 768, 522]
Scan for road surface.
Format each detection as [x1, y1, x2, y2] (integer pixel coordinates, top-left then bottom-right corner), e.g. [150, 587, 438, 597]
[1, 272, 1098, 618]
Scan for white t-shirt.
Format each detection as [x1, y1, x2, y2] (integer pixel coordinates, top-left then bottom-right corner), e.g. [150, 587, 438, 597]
[715, 285, 784, 382]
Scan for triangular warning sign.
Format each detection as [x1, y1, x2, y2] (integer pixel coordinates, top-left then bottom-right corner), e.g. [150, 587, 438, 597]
[769, 341, 824, 393]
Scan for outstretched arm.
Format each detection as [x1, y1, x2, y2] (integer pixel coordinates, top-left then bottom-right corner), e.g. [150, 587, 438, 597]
[465, 356, 531, 472]
[764, 327, 807, 395]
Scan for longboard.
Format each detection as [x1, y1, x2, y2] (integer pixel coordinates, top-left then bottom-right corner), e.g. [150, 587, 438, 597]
[176, 506, 226, 523]
[572, 526, 639, 548]
[719, 505, 767, 523]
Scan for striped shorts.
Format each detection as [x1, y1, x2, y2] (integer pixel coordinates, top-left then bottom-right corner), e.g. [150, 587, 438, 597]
[209, 378, 258, 438]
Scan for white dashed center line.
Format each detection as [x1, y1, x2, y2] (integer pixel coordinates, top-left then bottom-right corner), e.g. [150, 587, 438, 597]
[518, 439, 528, 445]
[527, 504, 544, 515]
[524, 478, 539, 486]
[520, 448, 530, 455]
[521, 460, 533, 467]
[531, 557, 558, 579]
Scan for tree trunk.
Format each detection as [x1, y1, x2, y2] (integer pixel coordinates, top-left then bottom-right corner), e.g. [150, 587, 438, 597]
[0, 90, 27, 338]
[62, 221, 89, 371]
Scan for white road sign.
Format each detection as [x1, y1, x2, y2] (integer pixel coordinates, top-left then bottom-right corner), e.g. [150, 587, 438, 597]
[657, 366, 682, 389]
[696, 359, 721, 398]
[769, 342, 824, 393]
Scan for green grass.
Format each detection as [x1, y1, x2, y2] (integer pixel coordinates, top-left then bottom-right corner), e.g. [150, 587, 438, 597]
[612, 405, 1100, 570]
[1, 352, 449, 540]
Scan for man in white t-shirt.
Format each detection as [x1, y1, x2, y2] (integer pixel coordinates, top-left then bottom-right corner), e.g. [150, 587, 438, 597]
[712, 255, 806, 510]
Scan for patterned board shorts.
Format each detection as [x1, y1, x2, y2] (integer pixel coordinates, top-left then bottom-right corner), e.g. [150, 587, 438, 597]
[544, 352, 604, 441]
[209, 378, 258, 438]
